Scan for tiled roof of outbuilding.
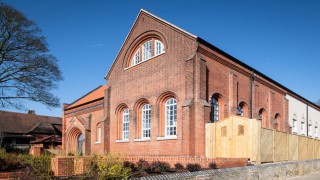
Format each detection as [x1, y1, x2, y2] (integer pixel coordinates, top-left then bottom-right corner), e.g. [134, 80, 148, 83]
[0, 111, 61, 134]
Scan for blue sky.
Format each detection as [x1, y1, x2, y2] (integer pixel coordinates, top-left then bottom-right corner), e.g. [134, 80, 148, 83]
[2, 0, 320, 117]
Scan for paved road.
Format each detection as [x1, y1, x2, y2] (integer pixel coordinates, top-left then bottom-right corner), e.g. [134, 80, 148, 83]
[288, 172, 320, 180]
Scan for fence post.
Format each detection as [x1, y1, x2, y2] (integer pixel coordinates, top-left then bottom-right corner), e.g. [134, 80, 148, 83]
[273, 129, 275, 162]
[256, 119, 261, 165]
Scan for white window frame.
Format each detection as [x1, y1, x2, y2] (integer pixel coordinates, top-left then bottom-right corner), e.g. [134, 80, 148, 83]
[301, 121, 305, 135]
[292, 119, 297, 133]
[315, 126, 318, 138]
[131, 49, 140, 66]
[308, 124, 312, 137]
[122, 108, 130, 140]
[142, 40, 152, 61]
[142, 104, 151, 139]
[211, 97, 219, 122]
[155, 40, 165, 56]
[165, 98, 177, 137]
[95, 127, 102, 144]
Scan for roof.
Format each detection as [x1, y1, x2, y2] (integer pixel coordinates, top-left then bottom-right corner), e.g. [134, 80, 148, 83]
[105, 9, 319, 110]
[66, 85, 108, 110]
[0, 111, 62, 134]
[28, 122, 62, 135]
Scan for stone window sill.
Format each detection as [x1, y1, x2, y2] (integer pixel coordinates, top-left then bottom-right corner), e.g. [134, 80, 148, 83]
[156, 136, 177, 141]
[94, 141, 101, 144]
[134, 138, 151, 142]
[115, 139, 129, 143]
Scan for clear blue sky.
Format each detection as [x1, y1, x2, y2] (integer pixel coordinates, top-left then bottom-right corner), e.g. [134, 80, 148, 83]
[2, 0, 320, 117]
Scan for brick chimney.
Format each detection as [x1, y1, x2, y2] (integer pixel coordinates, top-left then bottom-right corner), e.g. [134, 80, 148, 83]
[28, 110, 36, 114]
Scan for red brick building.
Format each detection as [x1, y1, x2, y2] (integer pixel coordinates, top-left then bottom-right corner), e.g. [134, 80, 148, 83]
[62, 10, 318, 157]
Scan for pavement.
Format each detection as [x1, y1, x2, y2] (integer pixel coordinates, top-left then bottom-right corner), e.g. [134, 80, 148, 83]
[288, 172, 320, 180]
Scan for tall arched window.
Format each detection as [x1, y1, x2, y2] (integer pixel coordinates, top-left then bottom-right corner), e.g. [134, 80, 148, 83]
[238, 102, 248, 117]
[165, 98, 177, 137]
[142, 104, 151, 138]
[142, 40, 152, 61]
[77, 133, 83, 155]
[131, 49, 140, 66]
[155, 40, 165, 56]
[122, 108, 130, 140]
[210, 97, 219, 122]
[292, 118, 298, 133]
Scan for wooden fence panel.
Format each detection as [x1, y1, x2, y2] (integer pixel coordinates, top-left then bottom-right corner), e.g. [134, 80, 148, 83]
[233, 118, 249, 158]
[288, 134, 298, 161]
[205, 123, 216, 158]
[260, 128, 273, 163]
[274, 131, 288, 162]
[298, 136, 308, 160]
[307, 138, 314, 159]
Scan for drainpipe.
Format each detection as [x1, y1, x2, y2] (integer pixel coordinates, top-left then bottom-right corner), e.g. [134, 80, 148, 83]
[307, 102, 309, 137]
[250, 71, 255, 119]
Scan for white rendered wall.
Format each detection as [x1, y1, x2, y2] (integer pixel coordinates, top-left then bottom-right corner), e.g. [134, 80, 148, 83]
[287, 94, 320, 139]
[286, 95, 307, 136]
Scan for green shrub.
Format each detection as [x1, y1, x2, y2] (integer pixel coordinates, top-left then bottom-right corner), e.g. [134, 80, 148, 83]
[67, 152, 74, 156]
[209, 162, 217, 169]
[136, 159, 151, 173]
[174, 163, 184, 170]
[123, 161, 136, 171]
[186, 163, 202, 172]
[150, 161, 171, 173]
[97, 153, 131, 180]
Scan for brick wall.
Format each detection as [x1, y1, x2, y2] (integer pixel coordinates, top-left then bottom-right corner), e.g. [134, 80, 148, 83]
[51, 156, 247, 177]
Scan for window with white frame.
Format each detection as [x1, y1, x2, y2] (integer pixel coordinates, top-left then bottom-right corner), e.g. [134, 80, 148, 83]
[301, 121, 305, 134]
[308, 124, 312, 136]
[142, 40, 152, 61]
[165, 98, 177, 137]
[292, 119, 297, 133]
[155, 40, 165, 56]
[129, 39, 165, 67]
[131, 49, 140, 66]
[315, 126, 318, 138]
[122, 108, 130, 140]
[210, 97, 219, 122]
[142, 104, 151, 138]
[95, 127, 101, 143]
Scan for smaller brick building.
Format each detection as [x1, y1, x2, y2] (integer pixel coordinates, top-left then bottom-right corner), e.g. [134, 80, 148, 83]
[63, 85, 107, 155]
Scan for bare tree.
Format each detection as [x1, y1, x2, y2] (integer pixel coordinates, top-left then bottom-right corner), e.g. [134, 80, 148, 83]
[0, 3, 62, 110]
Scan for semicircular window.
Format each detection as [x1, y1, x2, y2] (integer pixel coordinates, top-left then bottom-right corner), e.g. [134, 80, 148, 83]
[129, 38, 165, 67]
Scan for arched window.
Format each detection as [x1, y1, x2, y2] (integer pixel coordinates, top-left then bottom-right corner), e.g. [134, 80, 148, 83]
[315, 126, 318, 138]
[238, 102, 248, 117]
[301, 118, 305, 135]
[210, 97, 219, 122]
[142, 40, 152, 61]
[155, 40, 165, 56]
[292, 118, 298, 133]
[308, 122, 312, 137]
[165, 98, 177, 137]
[128, 38, 165, 67]
[142, 104, 151, 138]
[77, 133, 83, 155]
[122, 108, 130, 140]
[131, 49, 140, 66]
[274, 113, 281, 130]
[258, 108, 267, 127]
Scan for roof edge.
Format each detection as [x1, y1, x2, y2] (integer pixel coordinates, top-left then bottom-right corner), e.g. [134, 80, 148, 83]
[65, 85, 103, 109]
[197, 37, 320, 110]
[104, 9, 197, 79]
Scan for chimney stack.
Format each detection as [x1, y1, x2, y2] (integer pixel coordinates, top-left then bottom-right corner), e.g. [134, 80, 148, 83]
[28, 110, 36, 114]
